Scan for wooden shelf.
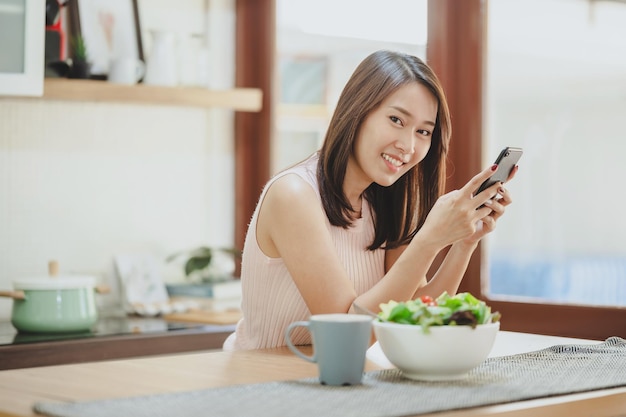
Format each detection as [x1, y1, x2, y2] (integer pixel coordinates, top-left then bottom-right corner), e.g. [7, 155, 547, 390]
[41, 79, 263, 112]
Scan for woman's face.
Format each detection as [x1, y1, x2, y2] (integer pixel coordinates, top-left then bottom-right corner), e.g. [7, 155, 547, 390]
[349, 82, 438, 189]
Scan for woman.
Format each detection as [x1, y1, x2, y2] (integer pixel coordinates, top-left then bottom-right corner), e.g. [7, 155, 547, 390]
[224, 50, 516, 350]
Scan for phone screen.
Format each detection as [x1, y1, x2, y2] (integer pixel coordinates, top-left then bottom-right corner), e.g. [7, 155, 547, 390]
[475, 147, 523, 196]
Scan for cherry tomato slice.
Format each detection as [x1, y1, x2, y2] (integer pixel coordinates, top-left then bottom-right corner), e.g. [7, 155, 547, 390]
[420, 295, 436, 305]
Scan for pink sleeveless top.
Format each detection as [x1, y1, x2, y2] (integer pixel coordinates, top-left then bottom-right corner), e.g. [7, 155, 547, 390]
[223, 153, 385, 350]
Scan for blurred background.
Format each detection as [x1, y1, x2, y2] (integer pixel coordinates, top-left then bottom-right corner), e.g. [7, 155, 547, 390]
[0, 0, 625, 323]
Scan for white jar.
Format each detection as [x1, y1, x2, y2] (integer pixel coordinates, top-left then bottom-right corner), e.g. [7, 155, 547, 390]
[143, 31, 178, 87]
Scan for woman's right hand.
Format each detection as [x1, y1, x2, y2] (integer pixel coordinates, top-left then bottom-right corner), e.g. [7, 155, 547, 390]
[419, 164, 503, 249]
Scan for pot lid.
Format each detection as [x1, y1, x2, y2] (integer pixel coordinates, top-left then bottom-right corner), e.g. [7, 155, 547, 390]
[13, 276, 97, 290]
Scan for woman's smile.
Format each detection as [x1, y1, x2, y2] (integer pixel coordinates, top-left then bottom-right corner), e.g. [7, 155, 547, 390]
[382, 153, 404, 171]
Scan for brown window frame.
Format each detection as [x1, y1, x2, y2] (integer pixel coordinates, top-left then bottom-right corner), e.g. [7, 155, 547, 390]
[235, 0, 626, 340]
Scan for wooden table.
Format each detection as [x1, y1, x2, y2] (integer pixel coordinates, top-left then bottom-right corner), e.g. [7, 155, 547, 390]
[0, 332, 625, 417]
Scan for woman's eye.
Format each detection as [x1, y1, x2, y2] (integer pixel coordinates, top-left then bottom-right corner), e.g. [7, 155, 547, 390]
[417, 129, 432, 137]
[390, 116, 403, 126]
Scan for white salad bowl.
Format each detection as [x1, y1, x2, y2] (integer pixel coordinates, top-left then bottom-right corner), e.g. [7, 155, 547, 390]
[372, 320, 499, 381]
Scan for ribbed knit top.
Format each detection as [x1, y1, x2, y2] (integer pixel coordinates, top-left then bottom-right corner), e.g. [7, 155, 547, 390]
[223, 153, 385, 350]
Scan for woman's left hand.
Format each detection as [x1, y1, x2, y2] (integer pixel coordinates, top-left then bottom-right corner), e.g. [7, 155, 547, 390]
[464, 166, 517, 245]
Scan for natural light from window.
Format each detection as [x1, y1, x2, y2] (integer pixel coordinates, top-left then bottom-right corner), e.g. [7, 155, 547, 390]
[277, 0, 427, 45]
[485, 0, 626, 308]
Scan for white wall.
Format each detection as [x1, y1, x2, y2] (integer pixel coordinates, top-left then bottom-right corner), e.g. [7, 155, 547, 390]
[0, 102, 235, 319]
[0, 0, 236, 320]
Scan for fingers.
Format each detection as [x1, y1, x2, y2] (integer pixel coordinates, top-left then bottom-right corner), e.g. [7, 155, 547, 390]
[476, 175, 515, 210]
[483, 198, 503, 221]
[481, 214, 496, 231]
[482, 184, 512, 222]
[458, 167, 516, 244]
[462, 164, 499, 196]
[488, 183, 512, 209]
[505, 165, 519, 183]
[498, 184, 513, 205]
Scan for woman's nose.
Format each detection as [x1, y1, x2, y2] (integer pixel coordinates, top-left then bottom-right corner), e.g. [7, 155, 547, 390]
[394, 133, 415, 156]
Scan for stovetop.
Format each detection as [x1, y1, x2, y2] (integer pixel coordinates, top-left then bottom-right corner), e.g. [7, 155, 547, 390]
[0, 315, 209, 346]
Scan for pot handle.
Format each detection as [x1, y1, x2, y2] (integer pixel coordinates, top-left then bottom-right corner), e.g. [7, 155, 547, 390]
[95, 285, 111, 294]
[0, 290, 26, 300]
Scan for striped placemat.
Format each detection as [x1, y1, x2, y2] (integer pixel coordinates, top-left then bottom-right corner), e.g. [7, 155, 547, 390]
[34, 337, 626, 417]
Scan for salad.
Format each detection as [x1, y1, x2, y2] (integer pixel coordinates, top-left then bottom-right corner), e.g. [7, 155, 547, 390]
[378, 292, 500, 332]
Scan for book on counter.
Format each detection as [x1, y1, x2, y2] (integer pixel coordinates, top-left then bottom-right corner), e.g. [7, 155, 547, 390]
[165, 278, 242, 300]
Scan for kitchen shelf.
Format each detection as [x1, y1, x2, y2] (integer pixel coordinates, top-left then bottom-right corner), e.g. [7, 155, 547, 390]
[40, 79, 263, 112]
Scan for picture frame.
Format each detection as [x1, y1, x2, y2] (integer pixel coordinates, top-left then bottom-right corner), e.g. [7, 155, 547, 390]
[0, 0, 45, 96]
[279, 55, 327, 105]
[67, 0, 144, 79]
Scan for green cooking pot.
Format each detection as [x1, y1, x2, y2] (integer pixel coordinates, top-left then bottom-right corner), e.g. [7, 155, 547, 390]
[1, 276, 98, 333]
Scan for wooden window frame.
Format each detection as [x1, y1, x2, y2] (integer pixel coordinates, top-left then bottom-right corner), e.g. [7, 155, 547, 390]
[235, 0, 626, 340]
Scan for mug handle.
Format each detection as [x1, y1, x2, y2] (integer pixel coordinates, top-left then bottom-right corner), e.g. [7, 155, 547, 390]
[285, 321, 316, 363]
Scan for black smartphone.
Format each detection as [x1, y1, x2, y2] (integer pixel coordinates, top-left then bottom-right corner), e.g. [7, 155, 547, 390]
[475, 146, 523, 196]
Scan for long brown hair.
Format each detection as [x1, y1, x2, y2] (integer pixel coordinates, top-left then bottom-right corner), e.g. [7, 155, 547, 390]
[317, 50, 451, 250]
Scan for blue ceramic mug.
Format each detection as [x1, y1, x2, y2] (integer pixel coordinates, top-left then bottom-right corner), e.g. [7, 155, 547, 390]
[285, 314, 373, 386]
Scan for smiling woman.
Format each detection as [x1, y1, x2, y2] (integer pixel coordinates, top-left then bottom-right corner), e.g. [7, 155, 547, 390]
[225, 49, 516, 351]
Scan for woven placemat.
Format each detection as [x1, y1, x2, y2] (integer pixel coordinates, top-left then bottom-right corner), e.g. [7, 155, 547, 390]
[35, 337, 626, 417]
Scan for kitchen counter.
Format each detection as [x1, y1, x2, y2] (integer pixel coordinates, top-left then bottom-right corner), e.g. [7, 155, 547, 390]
[0, 315, 235, 370]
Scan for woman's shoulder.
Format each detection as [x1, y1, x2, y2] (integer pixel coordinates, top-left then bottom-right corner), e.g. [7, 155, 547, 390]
[256, 155, 326, 257]
[266, 153, 319, 195]
[256, 153, 322, 222]
[265, 171, 319, 210]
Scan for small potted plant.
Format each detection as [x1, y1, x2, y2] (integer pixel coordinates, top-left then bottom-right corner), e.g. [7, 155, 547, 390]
[165, 246, 242, 298]
[68, 35, 91, 79]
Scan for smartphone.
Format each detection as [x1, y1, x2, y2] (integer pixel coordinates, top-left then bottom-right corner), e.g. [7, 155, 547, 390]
[475, 146, 523, 196]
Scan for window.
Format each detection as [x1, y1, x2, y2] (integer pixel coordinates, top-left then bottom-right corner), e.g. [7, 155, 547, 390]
[485, 0, 626, 308]
[424, 0, 626, 341]
[484, 0, 626, 306]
